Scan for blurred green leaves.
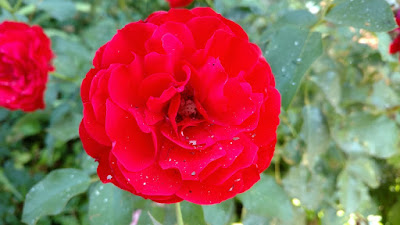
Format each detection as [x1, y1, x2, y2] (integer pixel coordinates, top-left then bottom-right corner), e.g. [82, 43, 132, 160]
[25, 0, 76, 21]
[22, 169, 90, 225]
[300, 106, 330, 168]
[282, 165, 329, 210]
[332, 113, 399, 158]
[326, 0, 396, 32]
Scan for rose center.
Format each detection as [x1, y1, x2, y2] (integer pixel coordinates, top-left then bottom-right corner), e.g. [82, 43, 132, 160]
[176, 87, 202, 123]
[178, 99, 197, 118]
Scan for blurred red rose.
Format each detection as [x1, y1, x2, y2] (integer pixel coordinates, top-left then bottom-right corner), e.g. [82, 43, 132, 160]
[80, 7, 280, 204]
[390, 11, 400, 56]
[166, 0, 193, 8]
[0, 21, 54, 112]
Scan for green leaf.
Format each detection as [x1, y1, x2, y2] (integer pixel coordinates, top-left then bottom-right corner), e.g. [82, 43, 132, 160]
[53, 215, 80, 225]
[310, 70, 342, 112]
[237, 174, 293, 222]
[0, 0, 12, 12]
[388, 201, 400, 225]
[300, 106, 330, 168]
[82, 19, 118, 50]
[368, 80, 400, 110]
[47, 112, 82, 143]
[325, 0, 396, 32]
[147, 212, 162, 225]
[332, 113, 399, 158]
[377, 32, 399, 63]
[276, 10, 318, 28]
[202, 199, 234, 225]
[241, 214, 270, 225]
[51, 36, 91, 80]
[79, 153, 98, 175]
[0, 169, 22, 200]
[88, 182, 139, 225]
[321, 207, 348, 225]
[0, 108, 8, 121]
[180, 201, 207, 225]
[265, 26, 323, 109]
[22, 169, 90, 225]
[31, 0, 76, 21]
[282, 165, 329, 210]
[337, 170, 369, 214]
[346, 157, 379, 188]
[12, 113, 44, 138]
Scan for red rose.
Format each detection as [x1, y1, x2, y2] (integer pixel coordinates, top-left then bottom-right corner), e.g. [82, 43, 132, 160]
[166, 0, 193, 8]
[390, 11, 400, 57]
[0, 21, 54, 112]
[80, 7, 280, 204]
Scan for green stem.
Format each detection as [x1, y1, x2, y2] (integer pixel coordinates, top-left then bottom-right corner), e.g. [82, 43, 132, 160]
[310, 0, 333, 31]
[304, 77, 310, 105]
[274, 155, 282, 185]
[90, 176, 100, 183]
[175, 203, 184, 225]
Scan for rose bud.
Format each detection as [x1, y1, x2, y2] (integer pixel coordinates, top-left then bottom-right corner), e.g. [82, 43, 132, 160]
[166, 0, 193, 8]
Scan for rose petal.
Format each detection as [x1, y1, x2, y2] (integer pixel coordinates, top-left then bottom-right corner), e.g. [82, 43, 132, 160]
[176, 172, 244, 204]
[146, 21, 195, 56]
[144, 52, 174, 75]
[244, 58, 273, 93]
[105, 100, 156, 172]
[83, 102, 111, 146]
[101, 22, 157, 66]
[203, 136, 258, 185]
[205, 30, 259, 77]
[146, 9, 195, 25]
[158, 139, 226, 180]
[79, 121, 110, 160]
[119, 163, 182, 196]
[108, 56, 145, 110]
[256, 140, 276, 172]
[186, 16, 228, 49]
[253, 87, 280, 147]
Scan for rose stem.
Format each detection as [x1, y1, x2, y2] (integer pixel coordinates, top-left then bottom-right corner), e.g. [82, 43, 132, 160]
[175, 202, 184, 225]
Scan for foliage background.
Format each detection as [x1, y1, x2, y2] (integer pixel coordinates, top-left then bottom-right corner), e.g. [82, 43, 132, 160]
[0, 0, 399, 224]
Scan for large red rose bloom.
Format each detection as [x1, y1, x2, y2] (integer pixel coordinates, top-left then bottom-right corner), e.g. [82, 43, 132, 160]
[80, 7, 280, 204]
[0, 21, 54, 112]
[166, 0, 193, 8]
